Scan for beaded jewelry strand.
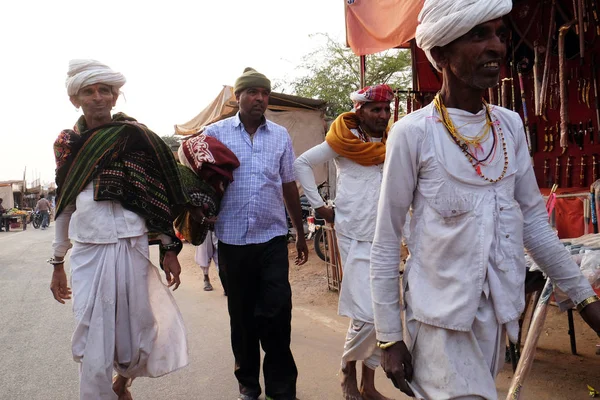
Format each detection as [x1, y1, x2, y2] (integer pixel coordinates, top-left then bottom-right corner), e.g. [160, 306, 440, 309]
[433, 93, 509, 183]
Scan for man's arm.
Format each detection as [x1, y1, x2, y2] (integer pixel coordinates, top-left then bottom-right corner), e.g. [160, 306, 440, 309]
[371, 119, 422, 397]
[293, 142, 338, 223]
[280, 133, 308, 265]
[370, 120, 421, 341]
[512, 117, 596, 304]
[282, 182, 308, 265]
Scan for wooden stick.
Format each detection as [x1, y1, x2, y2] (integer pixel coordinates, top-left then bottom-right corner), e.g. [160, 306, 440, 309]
[533, 43, 542, 114]
[578, 0, 586, 63]
[539, 0, 557, 116]
[559, 22, 575, 149]
[506, 279, 553, 400]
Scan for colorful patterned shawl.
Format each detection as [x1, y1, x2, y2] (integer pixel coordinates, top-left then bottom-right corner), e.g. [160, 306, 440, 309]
[175, 133, 240, 245]
[54, 113, 188, 248]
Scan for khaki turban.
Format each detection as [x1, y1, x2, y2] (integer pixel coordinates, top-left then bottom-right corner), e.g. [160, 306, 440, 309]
[234, 67, 271, 93]
[415, 0, 512, 71]
[66, 59, 126, 96]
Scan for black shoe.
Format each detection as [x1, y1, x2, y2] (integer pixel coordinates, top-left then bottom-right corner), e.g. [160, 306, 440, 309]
[238, 394, 258, 400]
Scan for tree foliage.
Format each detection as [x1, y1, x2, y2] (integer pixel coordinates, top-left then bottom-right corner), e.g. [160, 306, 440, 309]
[288, 33, 412, 118]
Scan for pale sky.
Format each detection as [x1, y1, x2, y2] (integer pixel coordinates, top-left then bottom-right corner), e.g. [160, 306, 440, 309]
[0, 0, 346, 184]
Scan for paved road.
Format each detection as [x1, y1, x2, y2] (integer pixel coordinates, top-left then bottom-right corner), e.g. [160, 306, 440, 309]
[0, 227, 402, 400]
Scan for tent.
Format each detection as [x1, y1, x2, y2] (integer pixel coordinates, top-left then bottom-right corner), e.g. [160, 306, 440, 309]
[345, 0, 423, 56]
[0, 183, 15, 209]
[174, 86, 331, 190]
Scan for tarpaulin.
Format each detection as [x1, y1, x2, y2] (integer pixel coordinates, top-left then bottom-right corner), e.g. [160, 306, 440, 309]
[345, 0, 423, 56]
[540, 187, 591, 239]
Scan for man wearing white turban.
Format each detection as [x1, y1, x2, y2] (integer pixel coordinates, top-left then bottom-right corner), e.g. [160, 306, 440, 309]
[50, 59, 189, 400]
[370, 1, 600, 399]
[65, 59, 126, 97]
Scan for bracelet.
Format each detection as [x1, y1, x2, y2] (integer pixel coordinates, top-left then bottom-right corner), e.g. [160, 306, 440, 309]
[576, 295, 600, 312]
[160, 242, 181, 252]
[47, 257, 64, 266]
[376, 341, 398, 350]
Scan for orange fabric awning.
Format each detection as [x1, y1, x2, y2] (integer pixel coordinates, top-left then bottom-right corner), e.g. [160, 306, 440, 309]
[345, 0, 423, 56]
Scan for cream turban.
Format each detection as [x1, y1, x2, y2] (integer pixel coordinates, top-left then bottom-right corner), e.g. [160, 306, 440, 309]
[415, 0, 512, 71]
[66, 59, 126, 96]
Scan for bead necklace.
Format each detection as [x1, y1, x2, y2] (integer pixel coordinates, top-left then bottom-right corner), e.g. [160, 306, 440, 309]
[434, 94, 496, 164]
[357, 125, 372, 143]
[433, 94, 509, 183]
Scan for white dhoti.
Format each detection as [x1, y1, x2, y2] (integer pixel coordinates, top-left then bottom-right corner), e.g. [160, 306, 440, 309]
[70, 235, 188, 400]
[405, 292, 504, 400]
[194, 231, 219, 274]
[336, 233, 380, 369]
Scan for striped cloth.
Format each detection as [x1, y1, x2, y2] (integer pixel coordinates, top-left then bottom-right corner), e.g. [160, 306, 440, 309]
[54, 113, 188, 248]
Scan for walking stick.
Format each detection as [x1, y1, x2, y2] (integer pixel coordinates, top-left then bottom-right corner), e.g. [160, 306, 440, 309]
[518, 61, 533, 162]
[559, 22, 575, 150]
[505, 277, 554, 399]
[539, 0, 557, 117]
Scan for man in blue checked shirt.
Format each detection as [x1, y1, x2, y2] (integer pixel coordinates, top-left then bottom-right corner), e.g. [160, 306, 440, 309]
[200, 67, 309, 400]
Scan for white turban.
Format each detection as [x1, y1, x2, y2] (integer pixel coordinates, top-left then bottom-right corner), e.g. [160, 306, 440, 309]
[66, 59, 126, 96]
[415, 0, 512, 71]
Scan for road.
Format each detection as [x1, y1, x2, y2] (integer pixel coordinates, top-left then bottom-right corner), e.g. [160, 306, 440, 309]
[0, 227, 402, 400]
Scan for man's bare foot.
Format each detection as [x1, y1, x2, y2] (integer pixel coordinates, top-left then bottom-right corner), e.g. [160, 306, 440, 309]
[360, 388, 394, 400]
[112, 375, 133, 400]
[341, 361, 363, 400]
[360, 363, 393, 400]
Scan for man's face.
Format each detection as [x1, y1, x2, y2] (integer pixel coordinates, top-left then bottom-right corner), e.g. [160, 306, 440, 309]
[439, 18, 508, 90]
[70, 83, 117, 120]
[357, 101, 391, 134]
[236, 87, 270, 119]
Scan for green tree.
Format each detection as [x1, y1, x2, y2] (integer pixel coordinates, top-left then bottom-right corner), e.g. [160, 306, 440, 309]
[288, 33, 412, 118]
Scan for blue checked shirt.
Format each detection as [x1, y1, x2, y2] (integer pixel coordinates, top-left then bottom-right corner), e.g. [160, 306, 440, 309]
[203, 113, 296, 245]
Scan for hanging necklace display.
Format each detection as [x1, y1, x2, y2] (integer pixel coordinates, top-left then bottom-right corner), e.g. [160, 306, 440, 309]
[433, 93, 509, 183]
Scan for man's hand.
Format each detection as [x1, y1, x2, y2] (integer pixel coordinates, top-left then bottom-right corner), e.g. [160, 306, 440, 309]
[295, 236, 309, 265]
[50, 266, 72, 304]
[381, 341, 415, 397]
[188, 204, 217, 225]
[163, 251, 182, 290]
[315, 205, 335, 224]
[580, 300, 600, 337]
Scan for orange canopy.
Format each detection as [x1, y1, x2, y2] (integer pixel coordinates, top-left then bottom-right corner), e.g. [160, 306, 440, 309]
[345, 0, 423, 56]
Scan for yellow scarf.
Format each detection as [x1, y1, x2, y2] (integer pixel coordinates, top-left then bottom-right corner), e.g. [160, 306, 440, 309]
[325, 112, 387, 166]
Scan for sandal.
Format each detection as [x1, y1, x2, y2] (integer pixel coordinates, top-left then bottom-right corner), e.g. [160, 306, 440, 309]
[204, 281, 214, 291]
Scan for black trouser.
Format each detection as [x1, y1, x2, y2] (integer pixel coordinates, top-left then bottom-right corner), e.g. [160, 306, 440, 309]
[218, 236, 297, 400]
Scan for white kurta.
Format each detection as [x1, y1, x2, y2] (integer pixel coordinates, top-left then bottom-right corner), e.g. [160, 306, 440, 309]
[371, 103, 595, 398]
[53, 183, 188, 400]
[294, 133, 382, 322]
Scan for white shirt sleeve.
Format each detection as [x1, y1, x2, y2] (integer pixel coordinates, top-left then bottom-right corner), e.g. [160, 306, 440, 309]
[370, 120, 423, 342]
[52, 203, 75, 258]
[511, 116, 595, 304]
[293, 141, 338, 209]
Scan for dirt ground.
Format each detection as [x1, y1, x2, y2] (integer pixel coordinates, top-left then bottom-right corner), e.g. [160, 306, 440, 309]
[180, 242, 600, 400]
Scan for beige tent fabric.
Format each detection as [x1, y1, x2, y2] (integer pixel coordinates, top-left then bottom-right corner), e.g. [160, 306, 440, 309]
[264, 108, 327, 186]
[0, 184, 14, 209]
[174, 86, 329, 190]
[174, 86, 237, 135]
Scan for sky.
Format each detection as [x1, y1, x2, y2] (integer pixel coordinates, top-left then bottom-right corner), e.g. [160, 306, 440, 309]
[0, 0, 346, 185]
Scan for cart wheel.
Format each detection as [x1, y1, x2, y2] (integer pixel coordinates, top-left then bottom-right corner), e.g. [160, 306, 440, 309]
[313, 229, 329, 261]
